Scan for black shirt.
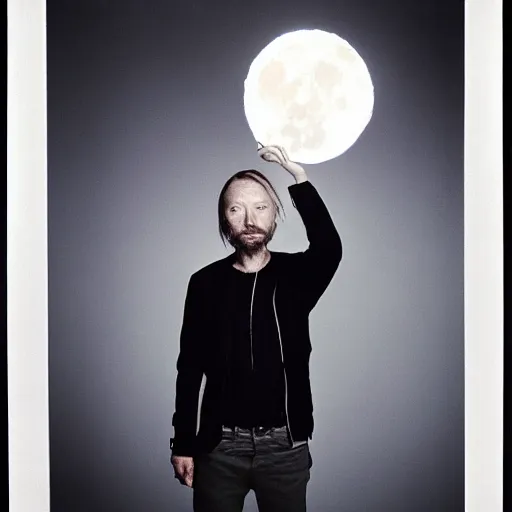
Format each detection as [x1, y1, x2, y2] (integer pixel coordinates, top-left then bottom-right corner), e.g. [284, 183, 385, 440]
[221, 257, 286, 428]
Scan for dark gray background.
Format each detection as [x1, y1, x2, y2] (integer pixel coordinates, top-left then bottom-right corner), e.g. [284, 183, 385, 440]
[47, 1, 464, 510]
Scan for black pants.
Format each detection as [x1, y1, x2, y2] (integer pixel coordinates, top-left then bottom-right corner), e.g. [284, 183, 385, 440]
[193, 426, 312, 512]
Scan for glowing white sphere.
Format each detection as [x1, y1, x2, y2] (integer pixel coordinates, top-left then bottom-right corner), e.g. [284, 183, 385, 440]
[244, 29, 374, 164]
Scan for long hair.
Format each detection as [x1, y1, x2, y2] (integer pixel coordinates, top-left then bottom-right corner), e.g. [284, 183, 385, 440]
[217, 169, 285, 247]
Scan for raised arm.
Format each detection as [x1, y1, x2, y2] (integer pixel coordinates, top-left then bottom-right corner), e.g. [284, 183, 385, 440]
[258, 145, 342, 310]
[288, 180, 342, 310]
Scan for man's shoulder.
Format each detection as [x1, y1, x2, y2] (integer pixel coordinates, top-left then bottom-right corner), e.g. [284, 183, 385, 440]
[190, 254, 232, 281]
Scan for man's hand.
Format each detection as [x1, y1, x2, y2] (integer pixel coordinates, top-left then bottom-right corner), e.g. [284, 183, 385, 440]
[257, 144, 309, 184]
[171, 455, 194, 488]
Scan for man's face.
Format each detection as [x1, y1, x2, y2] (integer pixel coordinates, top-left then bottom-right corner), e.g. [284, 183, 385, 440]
[224, 178, 277, 252]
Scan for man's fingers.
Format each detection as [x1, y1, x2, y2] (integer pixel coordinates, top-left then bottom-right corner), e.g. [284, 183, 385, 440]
[183, 466, 194, 487]
[173, 459, 194, 487]
[257, 145, 290, 166]
[260, 144, 287, 156]
[258, 148, 283, 164]
[174, 471, 192, 487]
[262, 153, 279, 163]
[258, 145, 280, 156]
[278, 145, 290, 161]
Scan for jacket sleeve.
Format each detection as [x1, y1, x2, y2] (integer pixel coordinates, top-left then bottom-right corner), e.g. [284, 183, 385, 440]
[170, 273, 205, 457]
[288, 180, 343, 311]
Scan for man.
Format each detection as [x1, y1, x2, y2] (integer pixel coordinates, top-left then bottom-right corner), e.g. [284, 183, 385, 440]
[170, 145, 342, 511]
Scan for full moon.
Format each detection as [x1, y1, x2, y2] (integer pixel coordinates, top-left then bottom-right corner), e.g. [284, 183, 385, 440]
[243, 29, 374, 164]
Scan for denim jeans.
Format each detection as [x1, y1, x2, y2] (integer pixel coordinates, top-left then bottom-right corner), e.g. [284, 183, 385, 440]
[193, 425, 312, 512]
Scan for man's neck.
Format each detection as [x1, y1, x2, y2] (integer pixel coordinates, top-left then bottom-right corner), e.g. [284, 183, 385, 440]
[233, 248, 271, 273]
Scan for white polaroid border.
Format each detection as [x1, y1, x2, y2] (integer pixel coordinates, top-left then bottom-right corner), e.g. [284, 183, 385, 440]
[8, 1, 50, 511]
[7, 0, 503, 511]
[464, 1, 504, 510]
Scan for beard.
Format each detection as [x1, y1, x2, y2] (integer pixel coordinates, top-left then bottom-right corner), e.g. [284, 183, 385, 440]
[228, 224, 276, 253]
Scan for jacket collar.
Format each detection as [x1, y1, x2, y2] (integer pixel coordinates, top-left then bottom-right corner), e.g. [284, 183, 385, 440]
[221, 250, 284, 271]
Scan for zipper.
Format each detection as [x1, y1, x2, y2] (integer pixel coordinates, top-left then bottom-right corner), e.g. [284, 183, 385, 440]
[273, 285, 294, 444]
[249, 272, 258, 370]
[196, 373, 206, 435]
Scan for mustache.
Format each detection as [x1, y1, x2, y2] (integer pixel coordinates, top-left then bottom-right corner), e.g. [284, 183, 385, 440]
[241, 227, 267, 235]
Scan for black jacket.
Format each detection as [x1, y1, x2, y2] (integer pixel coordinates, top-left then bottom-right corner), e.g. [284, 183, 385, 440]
[170, 180, 342, 457]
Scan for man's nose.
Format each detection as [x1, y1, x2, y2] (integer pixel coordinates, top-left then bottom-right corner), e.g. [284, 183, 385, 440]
[244, 208, 256, 226]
